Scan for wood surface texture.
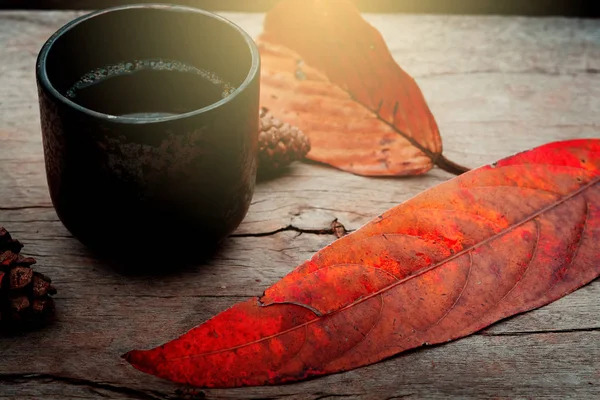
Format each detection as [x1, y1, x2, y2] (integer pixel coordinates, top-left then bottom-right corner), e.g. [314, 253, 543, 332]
[0, 10, 599, 400]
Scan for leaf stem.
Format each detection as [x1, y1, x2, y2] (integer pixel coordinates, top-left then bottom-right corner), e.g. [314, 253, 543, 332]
[435, 155, 470, 175]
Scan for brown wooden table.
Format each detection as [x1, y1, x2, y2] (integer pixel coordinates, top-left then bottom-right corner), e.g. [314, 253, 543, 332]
[1, 10, 599, 400]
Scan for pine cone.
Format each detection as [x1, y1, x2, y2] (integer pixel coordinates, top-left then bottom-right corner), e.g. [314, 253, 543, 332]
[258, 107, 310, 171]
[0, 226, 57, 332]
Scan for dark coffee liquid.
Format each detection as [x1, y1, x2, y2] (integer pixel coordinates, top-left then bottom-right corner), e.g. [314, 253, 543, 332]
[66, 59, 236, 117]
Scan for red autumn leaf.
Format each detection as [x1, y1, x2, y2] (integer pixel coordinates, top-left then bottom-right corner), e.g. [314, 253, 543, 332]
[257, 0, 467, 176]
[123, 139, 600, 388]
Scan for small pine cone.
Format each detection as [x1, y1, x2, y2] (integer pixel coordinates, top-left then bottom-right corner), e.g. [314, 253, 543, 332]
[0, 227, 24, 254]
[0, 226, 57, 332]
[258, 107, 310, 171]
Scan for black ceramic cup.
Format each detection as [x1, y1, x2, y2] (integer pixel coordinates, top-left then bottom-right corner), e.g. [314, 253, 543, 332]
[36, 4, 260, 258]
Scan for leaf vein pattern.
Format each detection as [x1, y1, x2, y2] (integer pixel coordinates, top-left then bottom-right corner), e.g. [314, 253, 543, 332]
[339, 23, 432, 158]
[542, 198, 590, 298]
[460, 218, 541, 333]
[464, 184, 564, 196]
[274, 324, 309, 374]
[306, 263, 400, 283]
[164, 178, 599, 361]
[323, 294, 385, 367]
[491, 163, 593, 174]
[429, 252, 473, 328]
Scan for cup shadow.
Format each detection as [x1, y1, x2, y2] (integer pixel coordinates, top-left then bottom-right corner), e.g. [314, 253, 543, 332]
[81, 237, 227, 278]
[256, 165, 294, 183]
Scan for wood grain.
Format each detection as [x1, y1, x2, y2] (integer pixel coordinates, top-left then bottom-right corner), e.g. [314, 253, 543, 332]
[0, 10, 599, 400]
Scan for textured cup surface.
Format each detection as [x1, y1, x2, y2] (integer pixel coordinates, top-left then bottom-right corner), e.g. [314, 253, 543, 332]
[36, 4, 261, 256]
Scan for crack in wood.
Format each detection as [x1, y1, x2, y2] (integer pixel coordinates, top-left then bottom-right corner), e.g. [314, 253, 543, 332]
[384, 396, 416, 400]
[232, 223, 353, 238]
[478, 326, 600, 337]
[312, 394, 362, 400]
[0, 373, 175, 400]
[55, 294, 249, 300]
[0, 205, 54, 211]
[0, 373, 372, 400]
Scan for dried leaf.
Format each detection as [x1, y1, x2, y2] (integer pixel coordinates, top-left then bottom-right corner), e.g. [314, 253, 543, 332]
[258, 0, 467, 176]
[123, 139, 600, 387]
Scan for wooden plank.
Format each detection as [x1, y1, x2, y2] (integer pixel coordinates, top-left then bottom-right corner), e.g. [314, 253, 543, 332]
[1, 221, 599, 399]
[0, 10, 599, 400]
[3, 208, 600, 330]
[2, 331, 600, 399]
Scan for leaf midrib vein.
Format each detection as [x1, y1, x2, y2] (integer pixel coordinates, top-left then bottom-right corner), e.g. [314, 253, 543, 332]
[166, 176, 600, 361]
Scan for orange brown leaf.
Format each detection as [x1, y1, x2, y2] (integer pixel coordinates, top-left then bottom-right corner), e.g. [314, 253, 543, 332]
[258, 0, 466, 176]
[123, 139, 600, 387]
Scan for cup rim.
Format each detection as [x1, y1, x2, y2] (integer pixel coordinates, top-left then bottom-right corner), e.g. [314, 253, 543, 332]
[36, 3, 260, 125]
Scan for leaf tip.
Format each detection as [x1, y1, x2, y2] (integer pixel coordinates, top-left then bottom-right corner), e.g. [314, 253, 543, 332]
[121, 349, 145, 368]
